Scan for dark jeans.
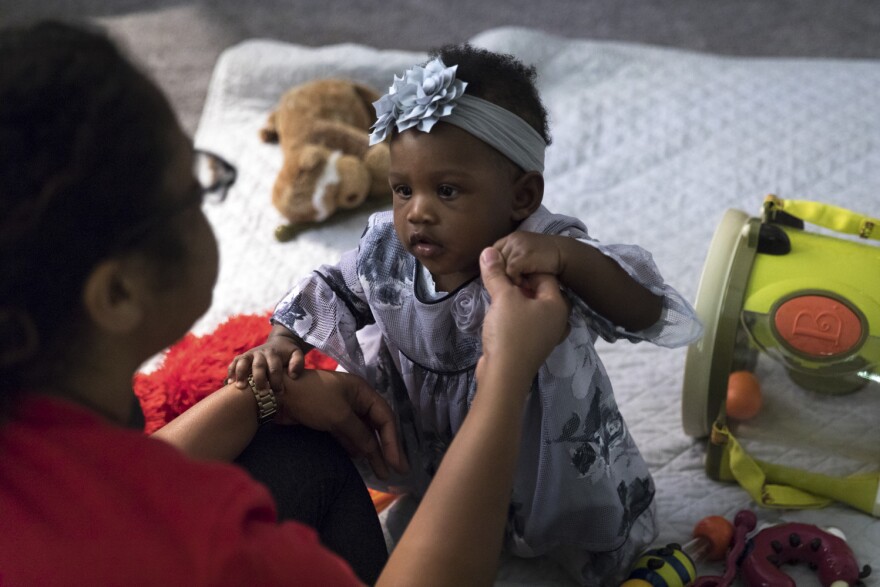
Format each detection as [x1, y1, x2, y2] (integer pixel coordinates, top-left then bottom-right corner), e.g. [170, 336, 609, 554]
[234, 424, 388, 585]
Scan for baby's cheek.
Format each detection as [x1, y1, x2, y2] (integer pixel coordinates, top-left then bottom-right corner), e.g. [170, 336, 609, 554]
[391, 212, 407, 239]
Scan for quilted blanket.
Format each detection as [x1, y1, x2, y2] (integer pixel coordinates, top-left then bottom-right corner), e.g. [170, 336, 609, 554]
[193, 27, 879, 585]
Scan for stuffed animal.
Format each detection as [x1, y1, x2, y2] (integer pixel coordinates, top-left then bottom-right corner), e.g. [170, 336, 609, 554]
[260, 79, 391, 239]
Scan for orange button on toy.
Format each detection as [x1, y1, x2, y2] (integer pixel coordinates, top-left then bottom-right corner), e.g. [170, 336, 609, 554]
[773, 294, 863, 359]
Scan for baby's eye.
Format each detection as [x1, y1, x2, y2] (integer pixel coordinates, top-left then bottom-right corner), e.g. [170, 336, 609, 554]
[393, 185, 412, 199]
[437, 185, 458, 199]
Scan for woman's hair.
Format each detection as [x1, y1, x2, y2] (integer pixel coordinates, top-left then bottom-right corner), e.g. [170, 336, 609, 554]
[0, 21, 181, 410]
[430, 43, 552, 146]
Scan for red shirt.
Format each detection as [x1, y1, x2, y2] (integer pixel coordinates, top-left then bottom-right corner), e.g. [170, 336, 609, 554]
[0, 395, 364, 586]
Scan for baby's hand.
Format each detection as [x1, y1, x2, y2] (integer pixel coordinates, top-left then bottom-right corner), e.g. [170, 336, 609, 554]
[227, 336, 305, 394]
[493, 232, 564, 285]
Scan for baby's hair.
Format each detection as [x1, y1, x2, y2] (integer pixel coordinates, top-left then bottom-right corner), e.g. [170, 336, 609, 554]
[429, 43, 552, 146]
[0, 20, 181, 410]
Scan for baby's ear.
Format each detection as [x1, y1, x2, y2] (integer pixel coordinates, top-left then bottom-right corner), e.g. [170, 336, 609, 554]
[511, 171, 544, 221]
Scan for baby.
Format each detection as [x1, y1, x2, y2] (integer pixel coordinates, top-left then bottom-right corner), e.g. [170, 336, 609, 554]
[231, 44, 702, 585]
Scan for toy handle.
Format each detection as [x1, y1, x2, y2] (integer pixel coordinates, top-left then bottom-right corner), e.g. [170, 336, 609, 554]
[713, 423, 880, 517]
[763, 194, 879, 241]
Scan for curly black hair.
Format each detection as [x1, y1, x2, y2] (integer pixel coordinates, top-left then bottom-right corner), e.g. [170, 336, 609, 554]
[429, 43, 552, 146]
[0, 20, 182, 410]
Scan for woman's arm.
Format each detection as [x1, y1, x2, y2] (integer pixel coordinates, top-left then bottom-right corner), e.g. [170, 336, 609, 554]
[152, 370, 406, 479]
[377, 247, 569, 587]
[151, 383, 260, 461]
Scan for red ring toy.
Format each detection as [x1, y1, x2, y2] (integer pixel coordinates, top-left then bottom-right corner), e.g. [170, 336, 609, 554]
[693, 510, 872, 587]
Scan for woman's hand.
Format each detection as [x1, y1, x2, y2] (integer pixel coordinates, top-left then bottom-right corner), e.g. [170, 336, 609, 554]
[478, 247, 570, 384]
[278, 369, 409, 480]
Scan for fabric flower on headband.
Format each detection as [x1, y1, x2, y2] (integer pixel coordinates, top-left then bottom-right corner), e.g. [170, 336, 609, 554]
[369, 58, 468, 144]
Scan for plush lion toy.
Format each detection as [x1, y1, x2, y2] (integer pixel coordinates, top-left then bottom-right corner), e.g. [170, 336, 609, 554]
[260, 79, 391, 240]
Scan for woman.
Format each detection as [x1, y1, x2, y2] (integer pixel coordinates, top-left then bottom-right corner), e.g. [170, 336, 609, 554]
[0, 20, 569, 586]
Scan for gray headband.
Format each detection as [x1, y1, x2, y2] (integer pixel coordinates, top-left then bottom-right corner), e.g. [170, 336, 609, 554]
[369, 58, 546, 172]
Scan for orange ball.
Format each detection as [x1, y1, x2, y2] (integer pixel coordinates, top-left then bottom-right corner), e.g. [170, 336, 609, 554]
[693, 515, 734, 561]
[726, 370, 762, 420]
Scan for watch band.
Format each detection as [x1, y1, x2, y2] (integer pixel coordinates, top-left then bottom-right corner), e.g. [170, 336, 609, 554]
[247, 374, 278, 425]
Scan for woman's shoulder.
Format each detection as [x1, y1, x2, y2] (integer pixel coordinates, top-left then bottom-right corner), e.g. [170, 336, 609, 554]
[0, 394, 272, 530]
[0, 396, 364, 584]
[0, 395, 362, 586]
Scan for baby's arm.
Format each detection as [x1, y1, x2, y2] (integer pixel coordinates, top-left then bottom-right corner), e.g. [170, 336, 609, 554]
[494, 232, 662, 332]
[227, 323, 314, 393]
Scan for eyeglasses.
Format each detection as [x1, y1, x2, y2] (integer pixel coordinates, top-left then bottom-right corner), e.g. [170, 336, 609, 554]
[193, 149, 237, 205]
[113, 149, 236, 249]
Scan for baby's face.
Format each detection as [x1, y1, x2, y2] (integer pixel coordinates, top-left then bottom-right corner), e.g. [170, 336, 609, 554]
[389, 123, 521, 293]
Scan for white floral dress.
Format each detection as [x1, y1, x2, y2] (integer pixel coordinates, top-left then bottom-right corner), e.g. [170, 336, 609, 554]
[273, 206, 702, 585]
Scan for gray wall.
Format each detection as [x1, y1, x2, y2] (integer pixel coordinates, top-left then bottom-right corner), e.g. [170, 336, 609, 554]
[3, 0, 878, 134]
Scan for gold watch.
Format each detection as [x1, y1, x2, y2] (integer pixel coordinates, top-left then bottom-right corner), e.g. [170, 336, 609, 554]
[247, 375, 278, 425]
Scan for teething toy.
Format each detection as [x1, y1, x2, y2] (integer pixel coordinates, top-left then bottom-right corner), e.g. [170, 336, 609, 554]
[621, 515, 734, 587]
[693, 509, 872, 587]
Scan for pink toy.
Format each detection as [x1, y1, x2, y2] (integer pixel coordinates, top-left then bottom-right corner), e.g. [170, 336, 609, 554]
[693, 510, 872, 587]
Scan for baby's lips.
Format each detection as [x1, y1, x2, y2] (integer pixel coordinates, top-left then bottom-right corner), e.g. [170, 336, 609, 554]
[408, 232, 438, 246]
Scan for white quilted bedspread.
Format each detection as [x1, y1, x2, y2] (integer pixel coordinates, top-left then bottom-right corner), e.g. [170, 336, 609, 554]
[193, 27, 880, 585]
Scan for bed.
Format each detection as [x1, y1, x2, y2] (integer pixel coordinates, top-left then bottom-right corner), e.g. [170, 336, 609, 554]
[190, 27, 879, 585]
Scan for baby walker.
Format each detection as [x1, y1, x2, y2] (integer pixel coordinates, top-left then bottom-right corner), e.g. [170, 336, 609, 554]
[681, 195, 880, 516]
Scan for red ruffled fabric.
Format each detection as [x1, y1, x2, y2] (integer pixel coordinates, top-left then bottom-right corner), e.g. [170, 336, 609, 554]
[133, 313, 338, 434]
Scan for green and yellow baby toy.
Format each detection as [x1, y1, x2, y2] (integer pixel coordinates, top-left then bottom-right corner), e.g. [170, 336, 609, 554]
[682, 195, 880, 517]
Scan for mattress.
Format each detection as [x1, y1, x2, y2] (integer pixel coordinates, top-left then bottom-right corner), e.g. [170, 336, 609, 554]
[193, 26, 880, 585]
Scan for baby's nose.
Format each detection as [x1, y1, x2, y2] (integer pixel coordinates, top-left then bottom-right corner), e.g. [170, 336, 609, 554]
[407, 194, 436, 223]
